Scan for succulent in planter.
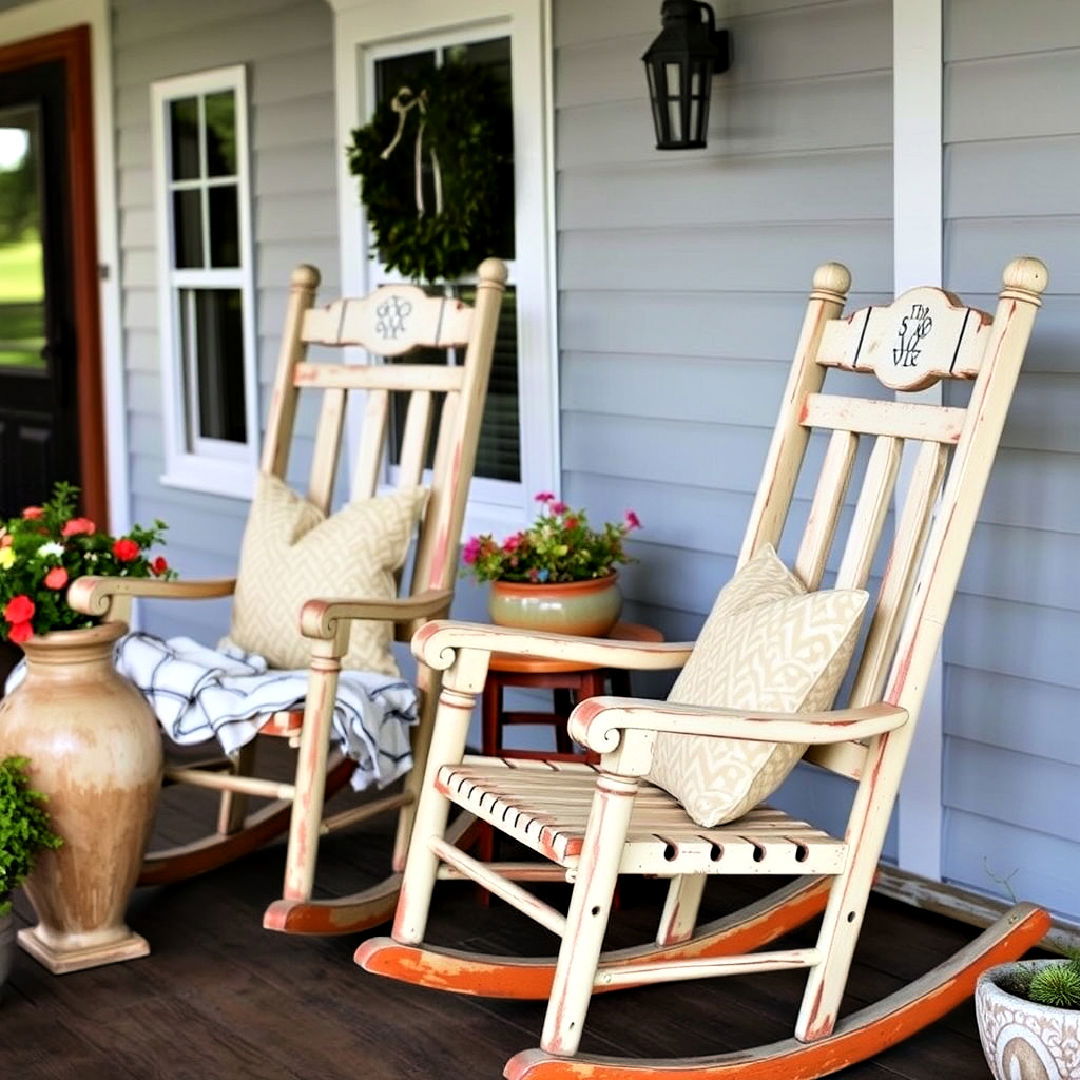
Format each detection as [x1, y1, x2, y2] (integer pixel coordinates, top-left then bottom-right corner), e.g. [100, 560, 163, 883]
[0, 755, 62, 915]
[977, 955, 1080, 1079]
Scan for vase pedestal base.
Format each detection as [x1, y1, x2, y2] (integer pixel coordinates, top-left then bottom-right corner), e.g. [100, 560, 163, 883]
[18, 924, 150, 974]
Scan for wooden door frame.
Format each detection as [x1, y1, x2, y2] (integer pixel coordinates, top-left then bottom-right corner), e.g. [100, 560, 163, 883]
[0, 25, 108, 527]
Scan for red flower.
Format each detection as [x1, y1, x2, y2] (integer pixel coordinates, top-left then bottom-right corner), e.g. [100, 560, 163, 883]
[0, 534, 11, 548]
[4, 595, 35, 623]
[43, 567, 68, 591]
[564, 517, 579, 531]
[112, 537, 140, 562]
[151, 556, 169, 576]
[8, 620, 33, 644]
[624, 510, 641, 530]
[502, 533, 523, 554]
[21, 506, 43, 520]
[61, 517, 96, 537]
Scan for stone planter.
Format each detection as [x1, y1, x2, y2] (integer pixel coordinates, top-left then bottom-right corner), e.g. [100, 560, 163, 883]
[488, 573, 622, 637]
[0, 909, 13, 997]
[976, 960, 1080, 1079]
[0, 621, 162, 974]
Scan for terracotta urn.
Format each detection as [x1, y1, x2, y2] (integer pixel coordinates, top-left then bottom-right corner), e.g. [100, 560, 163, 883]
[488, 573, 622, 637]
[0, 621, 162, 974]
[976, 960, 1080, 1080]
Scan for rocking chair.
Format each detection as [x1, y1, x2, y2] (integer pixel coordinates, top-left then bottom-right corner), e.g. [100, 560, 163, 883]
[70, 258, 507, 936]
[358, 258, 1052, 1078]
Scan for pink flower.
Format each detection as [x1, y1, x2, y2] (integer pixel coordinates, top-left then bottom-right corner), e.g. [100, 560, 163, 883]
[21, 506, 43, 520]
[534, 491, 555, 503]
[112, 537, 140, 562]
[61, 517, 96, 537]
[4, 595, 35, 623]
[502, 533, 523, 554]
[8, 620, 33, 644]
[625, 510, 641, 530]
[43, 567, 68, 590]
[462, 536, 483, 565]
[551, 501, 568, 515]
[0, 534, 11, 548]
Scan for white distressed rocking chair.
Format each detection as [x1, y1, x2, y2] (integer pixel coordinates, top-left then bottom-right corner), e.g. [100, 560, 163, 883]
[70, 258, 506, 936]
[359, 258, 1052, 1079]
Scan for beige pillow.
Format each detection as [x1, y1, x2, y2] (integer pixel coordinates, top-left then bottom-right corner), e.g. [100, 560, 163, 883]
[226, 474, 427, 676]
[648, 550, 868, 828]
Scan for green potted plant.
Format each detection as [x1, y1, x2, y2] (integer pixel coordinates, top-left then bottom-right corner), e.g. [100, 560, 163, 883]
[976, 952, 1080, 1078]
[462, 493, 641, 637]
[0, 756, 61, 994]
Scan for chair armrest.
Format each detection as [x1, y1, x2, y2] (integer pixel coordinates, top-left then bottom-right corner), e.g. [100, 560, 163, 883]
[68, 575, 237, 617]
[568, 696, 909, 756]
[301, 589, 454, 640]
[412, 619, 695, 672]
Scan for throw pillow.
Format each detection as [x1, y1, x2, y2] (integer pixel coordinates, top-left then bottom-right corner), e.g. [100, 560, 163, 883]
[648, 552, 867, 827]
[226, 473, 427, 677]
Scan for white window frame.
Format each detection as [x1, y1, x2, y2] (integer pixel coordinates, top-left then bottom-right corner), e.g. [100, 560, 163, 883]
[329, 0, 558, 538]
[151, 65, 258, 500]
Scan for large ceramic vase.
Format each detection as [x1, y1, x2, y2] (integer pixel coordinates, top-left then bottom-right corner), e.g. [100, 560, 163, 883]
[976, 960, 1080, 1079]
[0, 621, 162, 974]
[488, 573, 622, 637]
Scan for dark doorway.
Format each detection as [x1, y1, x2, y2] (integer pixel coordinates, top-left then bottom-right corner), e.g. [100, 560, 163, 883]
[0, 26, 106, 525]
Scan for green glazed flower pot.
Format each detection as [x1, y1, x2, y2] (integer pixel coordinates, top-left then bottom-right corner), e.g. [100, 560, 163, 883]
[487, 574, 622, 637]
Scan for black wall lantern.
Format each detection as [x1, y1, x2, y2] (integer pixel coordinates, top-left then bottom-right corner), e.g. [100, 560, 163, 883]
[642, 1, 731, 150]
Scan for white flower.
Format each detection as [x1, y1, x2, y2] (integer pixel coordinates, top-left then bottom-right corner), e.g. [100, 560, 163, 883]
[37, 541, 65, 558]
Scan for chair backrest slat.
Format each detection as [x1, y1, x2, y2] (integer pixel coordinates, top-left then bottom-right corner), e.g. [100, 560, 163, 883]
[352, 389, 390, 500]
[398, 390, 434, 490]
[834, 435, 902, 591]
[794, 428, 857, 591]
[292, 362, 465, 393]
[301, 285, 475, 354]
[307, 387, 347, 513]
[745, 258, 1047, 782]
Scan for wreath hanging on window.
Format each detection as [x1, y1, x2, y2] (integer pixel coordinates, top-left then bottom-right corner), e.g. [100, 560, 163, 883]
[346, 61, 511, 284]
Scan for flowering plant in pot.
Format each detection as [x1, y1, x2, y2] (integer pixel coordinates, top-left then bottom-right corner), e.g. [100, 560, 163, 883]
[462, 493, 641, 637]
[0, 755, 62, 992]
[976, 952, 1080, 1079]
[0, 482, 175, 643]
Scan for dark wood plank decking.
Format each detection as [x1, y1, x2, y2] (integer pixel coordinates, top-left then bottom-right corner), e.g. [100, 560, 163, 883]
[1, 746, 1009, 1079]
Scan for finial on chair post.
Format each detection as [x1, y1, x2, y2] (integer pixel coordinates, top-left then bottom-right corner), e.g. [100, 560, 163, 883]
[291, 264, 321, 291]
[476, 257, 509, 289]
[1001, 256, 1049, 306]
[810, 262, 852, 305]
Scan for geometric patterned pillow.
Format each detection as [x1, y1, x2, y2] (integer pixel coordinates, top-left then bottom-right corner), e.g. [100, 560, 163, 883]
[647, 551, 868, 827]
[225, 473, 427, 677]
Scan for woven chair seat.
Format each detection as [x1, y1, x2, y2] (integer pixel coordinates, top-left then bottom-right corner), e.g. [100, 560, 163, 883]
[438, 756, 848, 876]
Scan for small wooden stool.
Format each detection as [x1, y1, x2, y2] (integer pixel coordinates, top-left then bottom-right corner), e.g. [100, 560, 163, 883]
[481, 621, 665, 761]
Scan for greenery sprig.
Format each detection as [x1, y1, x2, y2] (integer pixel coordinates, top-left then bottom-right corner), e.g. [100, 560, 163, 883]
[346, 60, 511, 283]
[0, 757, 61, 915]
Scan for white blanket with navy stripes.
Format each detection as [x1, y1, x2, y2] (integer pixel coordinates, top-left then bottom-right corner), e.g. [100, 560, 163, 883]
[6, 633, 417, 791]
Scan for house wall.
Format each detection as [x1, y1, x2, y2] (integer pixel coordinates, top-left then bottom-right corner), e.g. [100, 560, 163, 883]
[551, 0, 896, 846]
[112, 0, 339, 641]
[940, 0, 1080, 919]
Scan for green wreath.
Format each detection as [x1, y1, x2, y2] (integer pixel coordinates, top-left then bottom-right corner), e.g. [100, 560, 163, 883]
[346, 61, 511, 283]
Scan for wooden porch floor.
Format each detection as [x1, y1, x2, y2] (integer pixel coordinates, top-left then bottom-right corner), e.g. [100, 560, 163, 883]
[1, 748, 1009, 1079]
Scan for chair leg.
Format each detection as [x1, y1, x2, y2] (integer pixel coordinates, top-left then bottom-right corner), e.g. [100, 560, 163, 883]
[392, 664, 442, 874]
[281, 651, 340, 903]
[393, 676, 480, 944]
[540, 772, 638, 1058]
[655, 874, 707, 946]
[796, 734, 898, 1042]
[216, 742, 257, 835]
